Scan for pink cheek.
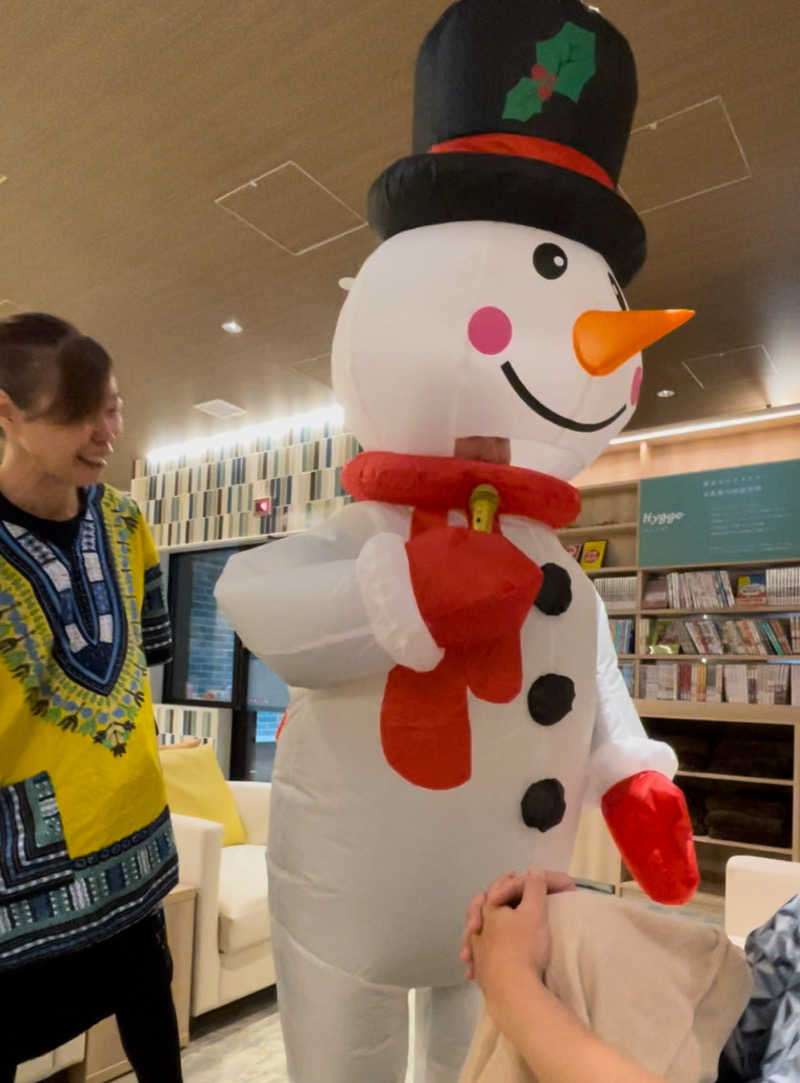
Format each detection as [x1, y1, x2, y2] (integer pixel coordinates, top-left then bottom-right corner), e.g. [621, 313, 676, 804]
[630, 365, 643, 406]
[467, 306, 513, 355]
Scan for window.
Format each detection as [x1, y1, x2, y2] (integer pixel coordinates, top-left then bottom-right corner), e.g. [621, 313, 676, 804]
[248, 654, 289, 782]
[163, 547, 239, 704]
[162, 541, 290, 781]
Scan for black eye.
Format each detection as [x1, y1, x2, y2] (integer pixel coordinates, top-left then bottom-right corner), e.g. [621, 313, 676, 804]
[608, 271, 628, 310]
[533, 243, 568, 280]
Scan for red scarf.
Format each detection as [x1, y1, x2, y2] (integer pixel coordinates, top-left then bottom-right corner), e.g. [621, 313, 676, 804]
[343, 452, 580, 790]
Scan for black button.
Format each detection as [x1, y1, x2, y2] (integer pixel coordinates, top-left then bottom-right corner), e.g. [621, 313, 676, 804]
[528, 673, 575, 726]
[535, 563, 572, 616]
[521, 779, 566, 831]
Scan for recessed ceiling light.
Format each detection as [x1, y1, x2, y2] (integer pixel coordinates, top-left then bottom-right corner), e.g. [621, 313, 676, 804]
[147, 404, 345, 463]
[0, 176, 7, 185]
[194, 399, 247, 419]
[222, 319, 243, 334]
[657, 388, 676, 398]
[611, 405, 800, 445]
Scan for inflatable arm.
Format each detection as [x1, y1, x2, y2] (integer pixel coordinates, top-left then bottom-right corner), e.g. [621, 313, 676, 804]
[215, 504, 443, 687]
[585, 591, 677, 803]
[586, 592, 698, 904]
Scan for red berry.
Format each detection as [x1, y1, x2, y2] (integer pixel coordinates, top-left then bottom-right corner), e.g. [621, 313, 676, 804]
[545, 70, 557, 86]
[531, 63, 547, 81]
[538, 84, 553, 101]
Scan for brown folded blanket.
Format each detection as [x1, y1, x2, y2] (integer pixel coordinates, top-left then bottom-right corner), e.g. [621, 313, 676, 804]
[703, 795, 789, 845]
[668, 735, 714, 772]
[459, 890, 752, 1083]
[708, 739, 793, 780]
[705, 810, 788, 847]
[685, 793, 708, 836]
[704, 795, 786, 818]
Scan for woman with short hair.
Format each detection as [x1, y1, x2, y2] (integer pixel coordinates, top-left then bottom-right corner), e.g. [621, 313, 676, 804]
[0, 313, 182, 1082]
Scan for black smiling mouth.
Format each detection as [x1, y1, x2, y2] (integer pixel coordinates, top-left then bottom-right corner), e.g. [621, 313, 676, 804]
[500, 362, 627, 434]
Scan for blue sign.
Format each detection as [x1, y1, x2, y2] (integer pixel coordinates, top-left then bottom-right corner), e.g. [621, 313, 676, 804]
[639, 460, 800, 567]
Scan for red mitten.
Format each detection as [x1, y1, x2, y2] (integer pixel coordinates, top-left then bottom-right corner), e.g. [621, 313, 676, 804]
[601, 770, 699, 905]
[406, 527, 542, 648]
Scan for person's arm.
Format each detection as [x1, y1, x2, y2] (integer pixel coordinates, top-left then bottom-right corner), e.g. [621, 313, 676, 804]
[493, 974, 665, 1083]
[463, 869, 666, 1083]
[137, 514, 173, 668]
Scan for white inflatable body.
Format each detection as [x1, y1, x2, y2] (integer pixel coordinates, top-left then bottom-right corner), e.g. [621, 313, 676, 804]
[216, 222, 678, 1082]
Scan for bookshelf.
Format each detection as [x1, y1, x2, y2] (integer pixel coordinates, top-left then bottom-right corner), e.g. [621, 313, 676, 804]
[560, 475, 800, 912]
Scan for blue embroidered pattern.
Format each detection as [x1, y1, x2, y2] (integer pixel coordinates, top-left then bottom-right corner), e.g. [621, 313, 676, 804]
[0, 487, 148, 756]
[0, 487, 125, 695]
[0, 805, 178, 969]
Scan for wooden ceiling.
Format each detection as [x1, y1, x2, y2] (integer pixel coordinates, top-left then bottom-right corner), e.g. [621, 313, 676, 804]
[1, 0, 798, 488]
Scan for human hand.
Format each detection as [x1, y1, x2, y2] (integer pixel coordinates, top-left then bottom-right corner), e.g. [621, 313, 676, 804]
[459, 871, 521, 980]
[406, 527, 542, 648]
[460, 868, 576, 1015]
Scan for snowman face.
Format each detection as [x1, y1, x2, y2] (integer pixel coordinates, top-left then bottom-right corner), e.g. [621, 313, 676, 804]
[332, 220, 642, 480]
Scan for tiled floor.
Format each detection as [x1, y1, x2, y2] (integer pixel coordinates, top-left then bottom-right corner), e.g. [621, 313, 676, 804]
[113, 987, 416, 1082]
[116, 988, 288, 1083]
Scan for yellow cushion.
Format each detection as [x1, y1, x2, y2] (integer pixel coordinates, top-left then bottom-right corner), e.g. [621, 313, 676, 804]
[159, 743, 245, 846]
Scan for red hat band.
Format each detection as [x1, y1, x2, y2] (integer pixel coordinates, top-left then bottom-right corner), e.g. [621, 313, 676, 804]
[429, 134, 614, 191]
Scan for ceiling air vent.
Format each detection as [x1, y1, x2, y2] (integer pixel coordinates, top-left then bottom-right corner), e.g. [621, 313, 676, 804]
[193, 399, 247, 419]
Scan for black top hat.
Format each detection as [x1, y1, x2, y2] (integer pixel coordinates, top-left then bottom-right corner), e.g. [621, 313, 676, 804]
[368, 0, 646, 285]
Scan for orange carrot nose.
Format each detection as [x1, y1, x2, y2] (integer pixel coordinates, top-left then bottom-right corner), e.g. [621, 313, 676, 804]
[573, 309, 694, 376]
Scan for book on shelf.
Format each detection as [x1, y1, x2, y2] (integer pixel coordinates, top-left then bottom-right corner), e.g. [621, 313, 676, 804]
[619, 663, 635, 696]
[664, 570, 736, 610]
[642, 616, 794, 658]
[793, 666, 800, 706]
[643, 566, 800, 615]
[594, 575, 637, 613]
[735, 572, 767, 606]
[643, 575, 668, 609]
[642, 618, 682, 655]
[684, 619, 724, 656]
[580, 539, 607, 571]
[641, 661, 789, 704]
[608, 618, 635, 655]
[766, 567, 800, 606]
[644, 661, 717, 702]
[564, 542, 583, 561]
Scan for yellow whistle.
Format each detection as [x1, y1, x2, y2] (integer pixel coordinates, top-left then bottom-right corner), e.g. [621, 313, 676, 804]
[469, 483, 500, 533]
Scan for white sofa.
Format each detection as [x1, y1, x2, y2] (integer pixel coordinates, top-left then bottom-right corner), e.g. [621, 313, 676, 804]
[171, 780, 275, 1016]
[725, 855, 800, 948]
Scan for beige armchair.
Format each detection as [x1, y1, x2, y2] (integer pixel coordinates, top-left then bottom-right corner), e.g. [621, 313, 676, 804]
[171, 780, 275, 1016]
[725, 854, 800, 948]
[16, 1037, 85, 1083]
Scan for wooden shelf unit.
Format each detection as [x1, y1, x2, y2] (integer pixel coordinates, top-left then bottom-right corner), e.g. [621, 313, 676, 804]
[586, 565, 638, 577]
[676, 770, 793, 787]
[633, 700, 797, 725]
[559, 521, 638, 538]
[562, 477, 800, 906]
[642, 606, 798, 617]
[691, 835, 793, 856]
[638, 654, 800, 663]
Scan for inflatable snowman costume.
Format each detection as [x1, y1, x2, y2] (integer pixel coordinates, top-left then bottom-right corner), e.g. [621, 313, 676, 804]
[217, 2, 699, 1080]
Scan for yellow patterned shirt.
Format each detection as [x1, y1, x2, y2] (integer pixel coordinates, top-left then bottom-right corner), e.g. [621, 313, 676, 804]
[0, 485, 177, 969]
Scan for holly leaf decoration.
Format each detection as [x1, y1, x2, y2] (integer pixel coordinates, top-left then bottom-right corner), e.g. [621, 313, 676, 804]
[503, 77, 543, 122]
[536, 21, 596, 104]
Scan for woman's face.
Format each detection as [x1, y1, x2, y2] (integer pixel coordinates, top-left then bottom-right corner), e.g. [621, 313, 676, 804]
[10, 378, 124, 487]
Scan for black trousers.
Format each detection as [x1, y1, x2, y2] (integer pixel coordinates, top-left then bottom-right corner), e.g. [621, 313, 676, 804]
[0, 910, 183, 1082]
